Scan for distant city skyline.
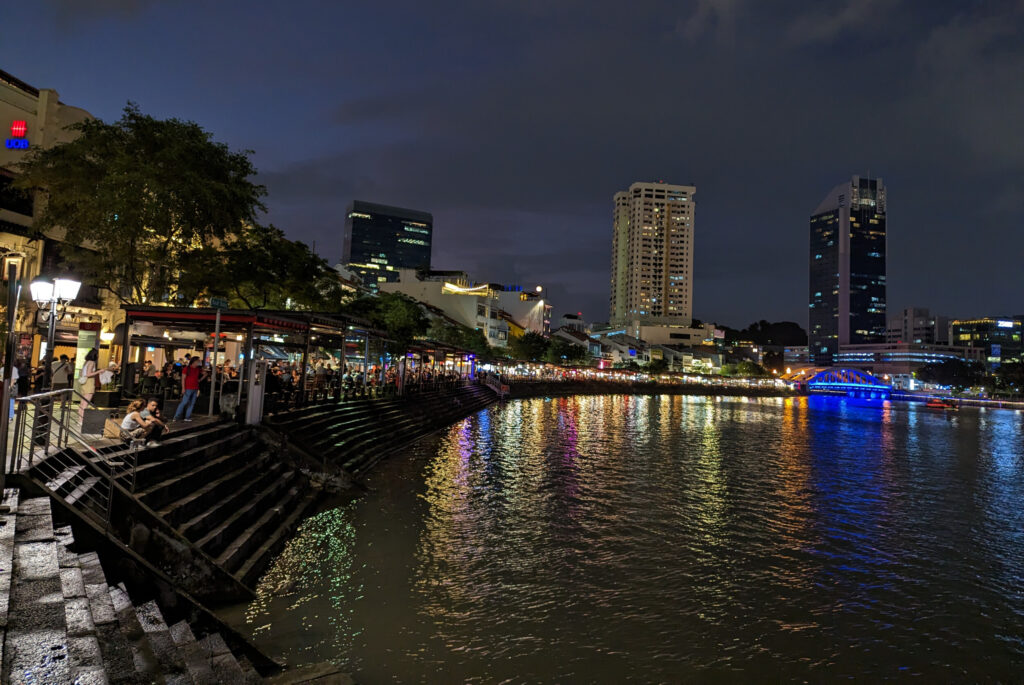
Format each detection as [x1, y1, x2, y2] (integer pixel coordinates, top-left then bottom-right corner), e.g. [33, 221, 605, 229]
[5, 2, 1023, 327]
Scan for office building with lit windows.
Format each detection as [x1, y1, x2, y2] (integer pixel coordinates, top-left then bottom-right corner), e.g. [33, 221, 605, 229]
[949, 317, 1022, 367]
[808, 176, 887, 365]
[342, 201, 433, 289]
[609, 181, 695, 328]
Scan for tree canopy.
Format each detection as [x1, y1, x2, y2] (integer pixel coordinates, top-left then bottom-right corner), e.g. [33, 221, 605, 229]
[16, 103, 266, 305]
[342, 292, 428, 356]
[198, 223, 347, 311]
[427, 319, 494, 359]
[506, 330, 549, 362]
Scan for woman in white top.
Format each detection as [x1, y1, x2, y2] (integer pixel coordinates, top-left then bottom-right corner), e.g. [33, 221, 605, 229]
[77, 348, 104, 423]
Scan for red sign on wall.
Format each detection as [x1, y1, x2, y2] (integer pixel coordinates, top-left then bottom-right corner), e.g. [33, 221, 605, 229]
[10, 121, 26, 138]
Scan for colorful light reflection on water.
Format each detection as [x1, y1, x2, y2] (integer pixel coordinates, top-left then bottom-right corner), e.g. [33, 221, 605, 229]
[237, 396, 1024, 682]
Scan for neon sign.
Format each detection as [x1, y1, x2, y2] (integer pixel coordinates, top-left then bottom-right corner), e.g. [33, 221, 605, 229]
[997, 320, 1015, 328]
[6, 120, 28, 150]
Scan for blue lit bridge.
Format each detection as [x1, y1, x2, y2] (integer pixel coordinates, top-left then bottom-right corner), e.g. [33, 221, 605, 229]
[805, 368, 892, 399]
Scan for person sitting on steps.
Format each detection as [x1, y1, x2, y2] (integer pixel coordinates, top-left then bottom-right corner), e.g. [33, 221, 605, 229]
[119, 398, 164, 446]
[139, 397, 170, 442]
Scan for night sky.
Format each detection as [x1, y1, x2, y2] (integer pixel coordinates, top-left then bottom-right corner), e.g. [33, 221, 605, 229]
[6, 1, 1023, 328]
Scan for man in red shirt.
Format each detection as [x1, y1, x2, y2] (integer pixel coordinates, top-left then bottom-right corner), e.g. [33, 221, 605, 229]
[173, 356, 208, 422]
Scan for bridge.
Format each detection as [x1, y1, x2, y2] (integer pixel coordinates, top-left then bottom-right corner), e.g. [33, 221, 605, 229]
[805, 367, 892, 399]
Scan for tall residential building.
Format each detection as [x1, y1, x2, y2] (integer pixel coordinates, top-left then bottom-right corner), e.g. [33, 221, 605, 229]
[609, 181, 695, 327]
[808, 176, 887, 365]
[342, 200, 433, 289]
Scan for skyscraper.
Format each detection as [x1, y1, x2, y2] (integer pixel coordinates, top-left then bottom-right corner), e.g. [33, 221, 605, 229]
[609, 181, 695, 327]
[343, 200, 433, 288]
[808, 176, 887, 365]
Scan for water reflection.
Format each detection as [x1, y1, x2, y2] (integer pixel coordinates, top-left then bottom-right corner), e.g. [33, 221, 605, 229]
[238, 395, 1024, 682]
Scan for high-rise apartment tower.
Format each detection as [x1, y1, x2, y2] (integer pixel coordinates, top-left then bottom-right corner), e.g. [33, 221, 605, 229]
[609, 181, 695, 327]
[808, 176, 887, 365]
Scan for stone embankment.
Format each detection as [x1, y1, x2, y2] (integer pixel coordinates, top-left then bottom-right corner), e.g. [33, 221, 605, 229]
[266, 382, 498, 479]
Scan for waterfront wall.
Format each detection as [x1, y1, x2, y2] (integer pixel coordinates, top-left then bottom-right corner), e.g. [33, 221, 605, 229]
[505, 381, 796, 400]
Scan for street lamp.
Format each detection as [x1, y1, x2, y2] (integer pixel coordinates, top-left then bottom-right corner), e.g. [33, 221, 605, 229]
[30, 275, 81, 389]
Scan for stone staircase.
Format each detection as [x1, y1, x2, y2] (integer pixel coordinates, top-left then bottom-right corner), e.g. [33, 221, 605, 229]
[0, 490, 266, 683]
[23, 419, 321, 593]
[113, 423, 320, 589]
[267, 382, 498, 476]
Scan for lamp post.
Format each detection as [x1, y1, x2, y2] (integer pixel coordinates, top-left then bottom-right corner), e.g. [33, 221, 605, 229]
[30, 275, 81, 390]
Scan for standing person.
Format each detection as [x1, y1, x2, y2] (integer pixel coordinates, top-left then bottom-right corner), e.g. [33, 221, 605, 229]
[15, 358, 29, 398]
[173, 356, 208, 422]
[51, 354, 72, 390]
[77, 349, 102, 423]
[0, 360, 18, 420]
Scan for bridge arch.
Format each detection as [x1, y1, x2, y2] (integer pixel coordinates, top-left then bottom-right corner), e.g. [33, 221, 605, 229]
[806, 367, 892, 399]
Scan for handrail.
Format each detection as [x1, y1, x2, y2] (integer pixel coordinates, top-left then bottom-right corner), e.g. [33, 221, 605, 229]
[8, 388, 139, 530]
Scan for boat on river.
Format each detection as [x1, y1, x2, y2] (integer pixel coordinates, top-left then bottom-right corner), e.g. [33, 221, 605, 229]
[925, 398, 959, 411]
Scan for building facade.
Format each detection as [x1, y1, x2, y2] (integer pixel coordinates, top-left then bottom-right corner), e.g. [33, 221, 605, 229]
[610, 181, 695, 328]
[379, 269, 551, 348]
[886, 306, 949, 345]
[808, 176, 887, 365]
[949, 318, 1022, 367]
[0, 69, 125, 371]
[342, 200, 433, 289]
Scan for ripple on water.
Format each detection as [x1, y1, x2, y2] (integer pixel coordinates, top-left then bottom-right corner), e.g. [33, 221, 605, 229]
[240, 395, 1024, 682]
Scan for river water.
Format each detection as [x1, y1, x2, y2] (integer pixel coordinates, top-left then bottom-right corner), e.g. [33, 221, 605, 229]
[236, 395, 1024, 682]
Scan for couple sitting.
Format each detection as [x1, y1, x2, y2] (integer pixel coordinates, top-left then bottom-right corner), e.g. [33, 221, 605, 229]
[119, 398, 171, 445]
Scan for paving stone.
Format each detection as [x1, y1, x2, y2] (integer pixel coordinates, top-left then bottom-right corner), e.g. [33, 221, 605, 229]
[68, 634, 104, 668]
[60, 566, 87, 599]
[93, 620, 136, 683]
[8, 576, 65, 631]
[13, 541, 60, 582]
[78, 552, 107, 585]
[170, 621, 218, 685]
[85, 583, 117, 626]
[210, 652, 247, 684]
[17, 498, 52, 517]
[3, 630, 70, 684]
[64, 596, 97, 637]
[69, 664, 111, 685]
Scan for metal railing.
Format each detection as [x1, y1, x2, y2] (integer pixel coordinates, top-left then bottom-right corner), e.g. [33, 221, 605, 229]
[481, 375, 509, 399]
[8, 388, 139, 530]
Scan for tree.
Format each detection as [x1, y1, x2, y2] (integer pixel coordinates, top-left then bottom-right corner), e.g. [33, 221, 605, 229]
[916, 359, 986, 390]
[16, 103, 266, 304]
[427, 319, 494, 360]
[646, 358, 669, 373]
[196, 223, 346, 310]
[543, 338, 590, 365]
[507, 331, 549, 362]
[343, 293, 427, 357]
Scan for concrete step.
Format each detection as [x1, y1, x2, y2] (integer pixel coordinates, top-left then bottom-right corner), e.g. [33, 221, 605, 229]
[109, 583, 166, 682]
[43, 464, 88, 496]
[56, 530, 108, 684]
[196, 632, 247, 684]
[135, 600, 193, 683]
[131, 429, 252, 492]
[80, 552, 138, 683]
[195, 472, 298, 559]
[4, 496, 70, 684]
[174, 461, 286, 541]
[215, 484, 305, 574]
[169, 620, 218, 684]
[138, 439, 263, 512]
[0, 490, 18, 673]
[236, 488, 319, 587]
